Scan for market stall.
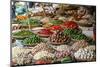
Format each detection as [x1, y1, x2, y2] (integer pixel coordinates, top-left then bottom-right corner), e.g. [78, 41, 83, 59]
[11, 1, 96, 66]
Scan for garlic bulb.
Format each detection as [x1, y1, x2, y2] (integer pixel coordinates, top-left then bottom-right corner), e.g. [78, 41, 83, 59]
[74, 47, 96, 61]
[33, 50, 55, 60]
[12, 47, 31, 58]
[12, 46, 33, 65]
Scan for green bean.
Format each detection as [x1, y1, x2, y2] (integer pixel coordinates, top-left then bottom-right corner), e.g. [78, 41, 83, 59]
[23, 35, 43, 45]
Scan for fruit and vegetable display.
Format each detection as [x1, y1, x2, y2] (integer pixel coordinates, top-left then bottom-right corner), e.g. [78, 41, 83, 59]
[11, 1, 96, 66]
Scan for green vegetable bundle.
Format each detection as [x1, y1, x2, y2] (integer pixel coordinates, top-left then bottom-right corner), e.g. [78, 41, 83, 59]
[28, 18, 41, 26]
[63, 29, 95, 45]
[71, 34, 88, 40]
[49, 20, 63, 25]
[14, 18, 41, 26]
[23, 35, 43, 46]
[63, 29, 81, 36]
[71, 34, 95, 45]
[12, 30, 34, 38]
[18, 19, 29, 25]
[63, 29, 87, 40]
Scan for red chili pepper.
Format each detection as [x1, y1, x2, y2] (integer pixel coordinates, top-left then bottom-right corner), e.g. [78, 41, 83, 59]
[62, 21, 78, 29]
[50, 25, 63, 30]
[38, 29, 53, 35]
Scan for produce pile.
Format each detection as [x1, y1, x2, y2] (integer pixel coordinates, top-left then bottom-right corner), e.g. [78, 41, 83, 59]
[12, 30, 35, 39]
[11, 2, 96, 66]
[22, 35, 43, 46]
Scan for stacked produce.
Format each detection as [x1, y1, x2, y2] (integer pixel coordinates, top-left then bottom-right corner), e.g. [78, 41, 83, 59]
[22, 35, 43, 46]
[50, 25, 63, 31]
[63, 29, 81, 36]
[62, 21, 79, 29]
[50, 30, 69, 45]
[31, 43, 55, 55]
[11, 2, 96, 66]
[49, 20, 63, 25]
[12, 47, 33, 65]
[33, 51, 55, 60]
[74, 46, 96, 61]
[37, 29, 53, 37]
[12, 30, 34, 39]
[16, 15, 28, 20]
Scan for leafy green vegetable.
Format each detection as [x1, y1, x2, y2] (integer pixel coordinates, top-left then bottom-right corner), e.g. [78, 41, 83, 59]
[29, 18, 41, 26]
[49, 20, 63, 25]
[63, 29, 81, 36]
[71, 34, 88, 40]
[64, 29, 87, 40]
[63, 29, 95, 45]
[13, 30, 34, 37]
[13, 18, 41, 26]
[23, 35, 43, 45]
[18, 19, 29, 25]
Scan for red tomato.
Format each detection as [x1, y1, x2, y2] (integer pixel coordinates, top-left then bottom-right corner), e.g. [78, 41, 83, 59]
[50, 25, 63, 31]
[62, 21, 78, 29]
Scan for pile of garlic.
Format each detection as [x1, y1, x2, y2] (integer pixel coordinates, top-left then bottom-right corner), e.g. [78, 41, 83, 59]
[12, 46, 34, 65]
[74, 45, 96, 61]
[31, 43, 55, 55]
[33, 50, 55, 60]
